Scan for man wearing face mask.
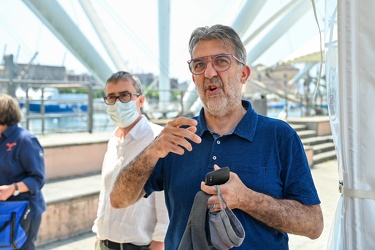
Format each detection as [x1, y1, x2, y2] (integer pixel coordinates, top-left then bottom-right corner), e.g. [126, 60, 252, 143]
[92, 71, 169, 250]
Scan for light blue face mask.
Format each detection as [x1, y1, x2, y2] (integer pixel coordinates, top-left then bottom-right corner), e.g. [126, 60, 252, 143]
[106, 100, 139, 128]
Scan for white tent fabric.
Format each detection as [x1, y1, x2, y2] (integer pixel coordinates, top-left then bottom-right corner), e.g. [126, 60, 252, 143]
[326, 0, 375, 249]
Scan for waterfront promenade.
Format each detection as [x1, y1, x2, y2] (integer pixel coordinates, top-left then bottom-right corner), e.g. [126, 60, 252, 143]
[36, 159, 340, 250]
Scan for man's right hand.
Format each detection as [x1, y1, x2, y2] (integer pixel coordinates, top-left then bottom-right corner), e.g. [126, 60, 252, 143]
[148, 117, 202, 158]
[110, 117, 201, 209]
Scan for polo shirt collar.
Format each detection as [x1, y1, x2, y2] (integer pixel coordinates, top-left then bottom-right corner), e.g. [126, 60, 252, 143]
[195, 100, 258, 142]
[2, 124, 18, 139]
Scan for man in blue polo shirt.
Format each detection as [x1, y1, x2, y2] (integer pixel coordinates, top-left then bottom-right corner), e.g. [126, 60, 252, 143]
[110, 24, 323, 249]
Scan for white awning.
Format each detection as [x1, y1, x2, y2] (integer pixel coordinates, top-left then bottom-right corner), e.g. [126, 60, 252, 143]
[326, 0, 375, 249]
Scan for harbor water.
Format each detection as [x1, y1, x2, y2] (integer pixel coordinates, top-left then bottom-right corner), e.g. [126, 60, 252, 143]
[22, 106, 310, 135]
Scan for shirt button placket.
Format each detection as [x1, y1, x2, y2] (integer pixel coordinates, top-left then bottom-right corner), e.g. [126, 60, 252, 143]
[212, 140, 221, 161]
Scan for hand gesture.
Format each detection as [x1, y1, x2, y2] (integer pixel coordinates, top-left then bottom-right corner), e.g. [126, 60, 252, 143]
[149, 117, 202, 158]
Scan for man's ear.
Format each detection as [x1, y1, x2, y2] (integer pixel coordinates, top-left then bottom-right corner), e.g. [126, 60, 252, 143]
[138, 95, 145, 108]
[240, 65, 251, 84]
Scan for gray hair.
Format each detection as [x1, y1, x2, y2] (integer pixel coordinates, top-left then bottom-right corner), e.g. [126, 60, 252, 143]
[105, 71, 142, 94]
[188, 24, 247, 64]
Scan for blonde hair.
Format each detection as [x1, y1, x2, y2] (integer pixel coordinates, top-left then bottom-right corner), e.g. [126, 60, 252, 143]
[0, 94, 23, 126]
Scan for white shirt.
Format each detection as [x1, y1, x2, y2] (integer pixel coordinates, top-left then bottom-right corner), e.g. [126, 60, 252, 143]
[92, 116, 169, 245]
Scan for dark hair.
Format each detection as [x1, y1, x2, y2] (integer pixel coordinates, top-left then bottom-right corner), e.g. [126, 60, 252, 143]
[0, 94, 23, 126]
[188, 24, 247, 64]
[105, 71, 142, 94]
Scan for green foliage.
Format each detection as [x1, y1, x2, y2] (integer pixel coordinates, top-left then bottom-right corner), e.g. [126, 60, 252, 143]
[94, 89, 105, 98]
[58, 87, 104, 98]
[144, 89, 182, 101]
[145, 89, 159, 99]
[59, 88, 87, 94]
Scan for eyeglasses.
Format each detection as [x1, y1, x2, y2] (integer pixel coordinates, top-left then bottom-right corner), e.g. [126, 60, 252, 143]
[103, 92, 140, 105]
[187, 53, 246, 75]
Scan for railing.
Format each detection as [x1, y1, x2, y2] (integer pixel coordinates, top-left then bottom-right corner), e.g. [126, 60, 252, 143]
[0, 79, 188, 135]
[1, 78, 327, 135]
[0, 79, 95, 134]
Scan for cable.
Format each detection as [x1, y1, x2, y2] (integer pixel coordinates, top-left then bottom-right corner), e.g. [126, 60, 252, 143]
[310, 0, 323, 103]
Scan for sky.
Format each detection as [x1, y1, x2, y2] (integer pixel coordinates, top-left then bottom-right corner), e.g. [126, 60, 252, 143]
[0, 0, 326, 83]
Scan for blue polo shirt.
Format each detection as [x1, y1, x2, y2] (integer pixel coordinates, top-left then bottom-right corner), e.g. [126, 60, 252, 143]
[144, 100, 320, 249]
[0, 124, 46, 218]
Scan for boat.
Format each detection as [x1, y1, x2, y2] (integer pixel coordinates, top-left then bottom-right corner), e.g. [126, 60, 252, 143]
[17, 87, 89, 113]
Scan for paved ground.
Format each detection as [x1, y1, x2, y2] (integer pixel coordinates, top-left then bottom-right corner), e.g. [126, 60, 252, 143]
[288, 160, 340, 250]
[37, 160, 340, 250]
